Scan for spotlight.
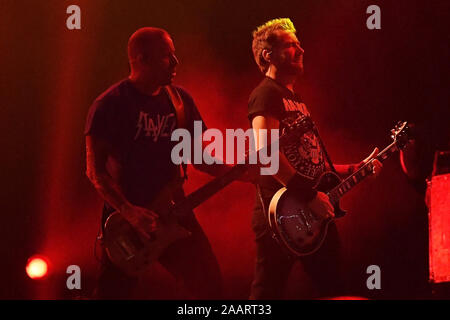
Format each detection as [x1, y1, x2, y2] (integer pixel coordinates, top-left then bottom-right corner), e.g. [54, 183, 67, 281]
[26, 255, 49, 279]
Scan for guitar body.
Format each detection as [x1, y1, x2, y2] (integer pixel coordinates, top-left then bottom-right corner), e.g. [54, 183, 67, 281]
[268, 171, 345, 256]
[102, 185, 191, 276]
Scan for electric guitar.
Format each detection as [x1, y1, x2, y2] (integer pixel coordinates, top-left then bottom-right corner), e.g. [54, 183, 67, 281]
[103, 116, 315, 275]
[267, 121, 411, 257]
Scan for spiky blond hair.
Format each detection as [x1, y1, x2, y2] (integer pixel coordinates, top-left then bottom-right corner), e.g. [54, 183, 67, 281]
[252, 18, 297, 73]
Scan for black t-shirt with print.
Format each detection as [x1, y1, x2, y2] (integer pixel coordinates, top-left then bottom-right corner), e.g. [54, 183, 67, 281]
[85, 79, 204, 207]
[248, 77, 326, 237]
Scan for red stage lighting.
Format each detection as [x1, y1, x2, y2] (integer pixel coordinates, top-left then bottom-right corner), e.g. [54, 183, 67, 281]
[428, 151, 450, 284]
[26, 255, 49, 279]
[429, 173, 450, 284]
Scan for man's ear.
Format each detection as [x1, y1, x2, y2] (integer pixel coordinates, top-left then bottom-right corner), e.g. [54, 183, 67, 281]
[261, 49, 272, 63]
[136, 53, 148, 65]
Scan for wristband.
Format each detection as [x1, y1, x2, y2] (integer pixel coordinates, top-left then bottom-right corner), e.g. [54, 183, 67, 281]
[286, 173, 317, 202]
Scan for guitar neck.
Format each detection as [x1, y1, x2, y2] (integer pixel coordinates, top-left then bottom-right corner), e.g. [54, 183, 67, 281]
[173, 120, 311, 215]
[175, 163, 249, 213]
[328, 141, 399, 205]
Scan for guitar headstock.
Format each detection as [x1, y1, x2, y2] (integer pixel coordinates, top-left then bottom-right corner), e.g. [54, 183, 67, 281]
[390, 121, 411, 150]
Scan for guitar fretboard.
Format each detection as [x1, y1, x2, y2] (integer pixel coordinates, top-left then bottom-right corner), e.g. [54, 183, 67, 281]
[174, 163, 249, 214]
[328, 141, 399, 205]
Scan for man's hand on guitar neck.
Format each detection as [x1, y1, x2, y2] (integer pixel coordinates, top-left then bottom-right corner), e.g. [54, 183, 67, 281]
[358, 147, 383, 178]
[120, 204, 159, 242]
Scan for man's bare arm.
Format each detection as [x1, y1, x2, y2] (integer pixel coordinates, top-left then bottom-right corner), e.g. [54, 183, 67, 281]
[191, 132, 259, 182]
[85, 135, 131, 212]
[334, 149, 383, 178]
[252, 115, 297, 185]
[191, 145, 231, 177]
[85, 135, 157, 239]
[252, 114, 334, 218]
[333, 164, 357, 177]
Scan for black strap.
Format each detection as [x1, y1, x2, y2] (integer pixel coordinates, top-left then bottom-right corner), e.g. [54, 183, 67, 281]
[165, 85, 188, 181]
[312, 122, 337, 174]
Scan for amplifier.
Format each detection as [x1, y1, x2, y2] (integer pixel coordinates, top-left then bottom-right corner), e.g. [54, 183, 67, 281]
[428, 151, 450, 283]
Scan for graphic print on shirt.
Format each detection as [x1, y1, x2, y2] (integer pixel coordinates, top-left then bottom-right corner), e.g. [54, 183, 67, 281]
[281, 98, 325, 180]
[134, 111, 177, 141]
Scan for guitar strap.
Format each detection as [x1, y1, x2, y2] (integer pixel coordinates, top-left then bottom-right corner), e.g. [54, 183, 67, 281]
[165, 85, 188, 181]
[165, 85, 186, 129]
[312, 124, 337, 174]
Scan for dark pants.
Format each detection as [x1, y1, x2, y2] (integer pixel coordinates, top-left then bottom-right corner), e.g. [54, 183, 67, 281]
[94, 205, 223, 299]
[250, 193, 344, 300]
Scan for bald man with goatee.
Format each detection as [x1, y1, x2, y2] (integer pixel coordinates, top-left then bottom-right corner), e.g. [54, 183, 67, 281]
[85, 27, 225, 299]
